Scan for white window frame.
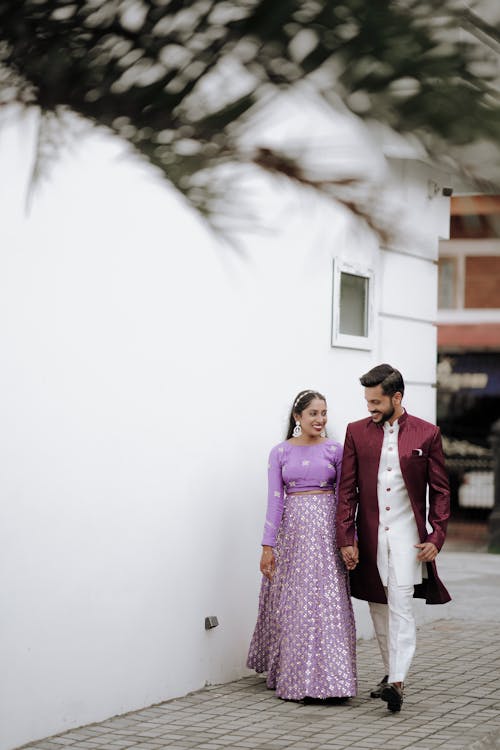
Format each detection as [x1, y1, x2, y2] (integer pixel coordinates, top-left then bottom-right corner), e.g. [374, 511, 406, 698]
[331, 259, 374, 350]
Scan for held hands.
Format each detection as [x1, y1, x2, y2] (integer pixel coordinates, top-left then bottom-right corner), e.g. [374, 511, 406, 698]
[260, 546, 276, 580]
[340, 544, 359, 570]
[415, 542, 438, 562]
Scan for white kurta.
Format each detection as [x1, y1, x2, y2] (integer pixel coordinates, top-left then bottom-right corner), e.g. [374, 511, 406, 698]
[377, 418, 422, 587]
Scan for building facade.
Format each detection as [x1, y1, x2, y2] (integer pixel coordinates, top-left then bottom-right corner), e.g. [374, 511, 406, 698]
[0, 99, 450, 750]
[437, 195, 500, 512]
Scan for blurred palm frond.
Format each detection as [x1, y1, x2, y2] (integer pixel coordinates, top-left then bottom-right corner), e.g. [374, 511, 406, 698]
[0, 0, 499, 231]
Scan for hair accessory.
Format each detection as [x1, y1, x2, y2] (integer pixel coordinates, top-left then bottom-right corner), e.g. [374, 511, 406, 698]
[294, 390, 314, 409]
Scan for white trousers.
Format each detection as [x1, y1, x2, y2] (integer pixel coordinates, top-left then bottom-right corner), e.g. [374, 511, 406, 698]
[368, 550, 416, 684]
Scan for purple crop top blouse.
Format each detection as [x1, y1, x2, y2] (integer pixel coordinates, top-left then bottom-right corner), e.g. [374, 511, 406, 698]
[261, 439, 343, 547]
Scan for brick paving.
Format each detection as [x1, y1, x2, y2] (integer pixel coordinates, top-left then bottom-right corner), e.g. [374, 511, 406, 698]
[20, 616, 500, 750]
[20, 550, 500, 750]
[445, 521, 489, 553]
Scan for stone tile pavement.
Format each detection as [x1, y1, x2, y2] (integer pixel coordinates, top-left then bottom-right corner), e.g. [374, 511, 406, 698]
[20, 552, 500, 750]
[444, 521, 489, 554]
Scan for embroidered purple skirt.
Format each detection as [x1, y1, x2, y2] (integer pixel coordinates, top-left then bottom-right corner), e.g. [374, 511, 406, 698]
[247, 491, 357, 700]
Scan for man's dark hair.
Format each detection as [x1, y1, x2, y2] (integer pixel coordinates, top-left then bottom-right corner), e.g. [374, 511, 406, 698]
[359, 364, 405, 397]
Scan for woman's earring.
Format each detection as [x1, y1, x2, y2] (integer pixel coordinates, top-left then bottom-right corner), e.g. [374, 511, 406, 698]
[320, 429, 326, 438]
[292, 421, 302, 437]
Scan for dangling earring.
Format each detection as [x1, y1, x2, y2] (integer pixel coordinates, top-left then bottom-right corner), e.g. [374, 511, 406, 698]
[293, 421, 302, 437]
[320, 429, 326, 438]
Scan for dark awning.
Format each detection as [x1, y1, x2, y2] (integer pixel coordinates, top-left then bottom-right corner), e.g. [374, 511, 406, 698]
[437, 353, 500, 396]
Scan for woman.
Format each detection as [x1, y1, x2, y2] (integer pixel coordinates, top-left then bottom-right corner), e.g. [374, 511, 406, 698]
[247, 389, 357, 701]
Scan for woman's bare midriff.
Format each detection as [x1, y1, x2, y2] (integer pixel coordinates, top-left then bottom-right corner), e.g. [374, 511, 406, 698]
[287, 489, 333, 496]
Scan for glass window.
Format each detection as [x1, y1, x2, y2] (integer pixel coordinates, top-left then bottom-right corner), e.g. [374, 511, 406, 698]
[339, 272, 368, 336]
[438, 257, 457, 309]
[331, 260, 373, 350]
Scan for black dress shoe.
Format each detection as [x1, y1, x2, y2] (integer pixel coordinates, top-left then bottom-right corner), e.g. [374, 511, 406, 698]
[381, 683, 404, 712]
[370, 675, 388, 698]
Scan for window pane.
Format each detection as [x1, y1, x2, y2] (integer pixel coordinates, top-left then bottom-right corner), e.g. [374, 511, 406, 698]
[339, 272, 368, 336]
[438, 257, 457, 308]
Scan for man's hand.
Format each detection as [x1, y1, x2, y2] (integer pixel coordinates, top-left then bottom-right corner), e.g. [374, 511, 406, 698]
[415, 542, 438, 562]
[260, 546, 276, 580]
[340, 545, 359, 570]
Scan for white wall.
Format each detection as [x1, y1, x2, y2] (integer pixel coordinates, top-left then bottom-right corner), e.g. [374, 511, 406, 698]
[0, 105, 448, 750]
[376, 159, 450, 423]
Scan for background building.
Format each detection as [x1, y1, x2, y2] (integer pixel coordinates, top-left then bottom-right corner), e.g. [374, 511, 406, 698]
[437, 195, 500, 515]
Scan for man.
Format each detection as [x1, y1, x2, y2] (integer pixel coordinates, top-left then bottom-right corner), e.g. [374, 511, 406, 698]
[336, 364, 451, 713]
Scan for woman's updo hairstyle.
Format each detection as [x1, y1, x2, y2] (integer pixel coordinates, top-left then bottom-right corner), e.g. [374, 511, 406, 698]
[286, 389, 327, 439]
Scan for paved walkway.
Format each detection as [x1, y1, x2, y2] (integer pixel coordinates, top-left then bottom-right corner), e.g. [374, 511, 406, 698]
[22, 552, 500, 750]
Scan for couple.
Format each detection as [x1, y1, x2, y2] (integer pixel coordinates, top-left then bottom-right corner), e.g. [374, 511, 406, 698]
[247, 364, 451, 713]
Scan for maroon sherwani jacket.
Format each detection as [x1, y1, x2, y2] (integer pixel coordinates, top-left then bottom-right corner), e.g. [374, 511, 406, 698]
[336, 411, 451, 605]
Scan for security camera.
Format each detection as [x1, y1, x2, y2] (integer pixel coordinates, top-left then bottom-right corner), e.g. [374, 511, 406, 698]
[442, 187, 453, 197]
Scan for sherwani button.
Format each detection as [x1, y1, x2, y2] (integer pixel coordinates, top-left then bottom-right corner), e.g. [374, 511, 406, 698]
[385, 526, 389, 531]
[386, 506, 390, 511]
[386, 487, 391, 491]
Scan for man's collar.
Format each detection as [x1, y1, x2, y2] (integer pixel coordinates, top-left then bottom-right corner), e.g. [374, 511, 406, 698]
[391, 408, 407, 426]
[381, 407, 407, 429]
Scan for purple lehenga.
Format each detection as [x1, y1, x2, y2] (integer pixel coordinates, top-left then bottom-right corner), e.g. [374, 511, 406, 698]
[247, 441, 357, 700]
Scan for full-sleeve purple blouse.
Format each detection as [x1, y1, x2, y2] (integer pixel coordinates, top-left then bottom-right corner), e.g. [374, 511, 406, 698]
[261, 439, 343, 547]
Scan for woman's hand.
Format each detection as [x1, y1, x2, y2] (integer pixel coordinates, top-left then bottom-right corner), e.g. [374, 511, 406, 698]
[260, 546, 276, 580]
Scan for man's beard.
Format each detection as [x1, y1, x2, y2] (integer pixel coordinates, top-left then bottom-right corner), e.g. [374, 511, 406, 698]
[372, 405, 395, 424]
